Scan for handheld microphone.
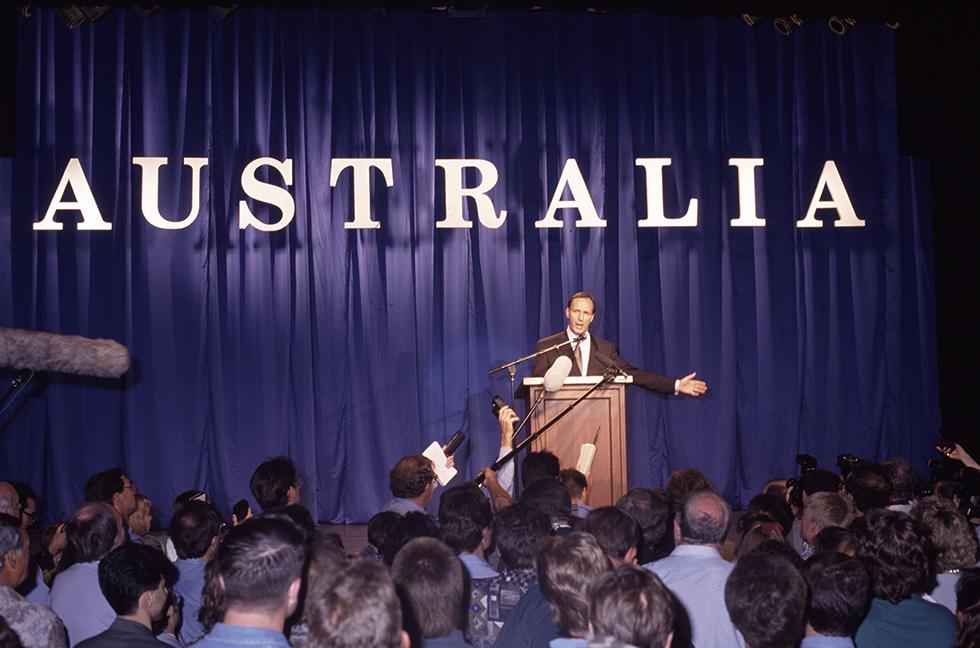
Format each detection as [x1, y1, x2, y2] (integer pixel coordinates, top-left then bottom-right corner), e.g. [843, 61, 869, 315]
[443, 431, 466, 457]
[0, 326, 131, 378]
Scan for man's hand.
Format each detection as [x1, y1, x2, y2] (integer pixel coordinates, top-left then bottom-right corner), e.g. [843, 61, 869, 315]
[481, 467, 512, 511]
[498, 405, 519, 447]
[677, 372, 708, 397]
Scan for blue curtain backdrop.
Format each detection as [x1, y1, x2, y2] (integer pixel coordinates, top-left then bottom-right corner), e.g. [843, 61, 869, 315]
[0, 9, 938, 522]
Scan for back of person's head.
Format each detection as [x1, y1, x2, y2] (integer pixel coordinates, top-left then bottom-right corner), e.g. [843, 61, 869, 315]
[98, 542, 177, 616]
[854, 509, 928, 603]
[558, 469, 588, 501]
[367, 511, 402, 552]
[844, 464, 893, 514]
[438, 483, 492, 553]
[84, 468, 127, 504]
[582, 507, 639, 563]
[249, 456, 298, 511]
[383, 512, 440, 566]
[588, 565, 674, 648]
[305, 530, 349, 595]
[677, 490, 730, 546]
[741, 538, 805, 570]
[214, 516, 307, 614]
[912, 496, 979, 572]
[308, 559, 405, 648]
[168, 500, 221, 560]
[665, 468, 712, 508]
[812, 526, 856, 556]
[616, 487, 672, 564]
[738, 494, 793, 537]
[0, 483, 18, 517]
[800, 469, 842, 496]
[520, 477, 572, 528]
[391, 537, 465, 640]
[172, 489, 210, 513]
[955, 568, 980, 648]
[801, 552, 870, 638]
[492, 504, 550, 570]
[725, 552, 806, 648]
[804, 492, 854, 533]
[388, 455, 435, 499]
[0, 513, 24, 571]
[735, 526, 784, 560]
[880, 458, 920, 503]
[537, 533, 610, 638]
[263, 504, 316, 546]
[64, 502, 121, 565]
[521, 451, 560, 487]
[129, 493, 152, 536]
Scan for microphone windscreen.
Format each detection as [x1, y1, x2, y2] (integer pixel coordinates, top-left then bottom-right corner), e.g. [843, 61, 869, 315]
[543, 355, 573, 392]
[0, 327, 131, 379]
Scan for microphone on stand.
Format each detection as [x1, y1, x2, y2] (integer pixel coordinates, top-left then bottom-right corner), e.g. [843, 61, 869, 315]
[593, 351, 628, 377]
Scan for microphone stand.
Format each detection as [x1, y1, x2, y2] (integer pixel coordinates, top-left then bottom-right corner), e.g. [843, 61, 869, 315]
[475, 367, 617, 485]
[488, 336, 582, 408]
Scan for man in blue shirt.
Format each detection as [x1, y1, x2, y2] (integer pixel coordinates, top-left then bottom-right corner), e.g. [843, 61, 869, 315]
[438, 484, 498, 580]
[192, 517, 307, 648]
[725, 552, 806, 648]
[800, 552, 870, 648]
[393, 537, 471, 647]
[168, 500, 222, 645]
[381, 455, 437, 516]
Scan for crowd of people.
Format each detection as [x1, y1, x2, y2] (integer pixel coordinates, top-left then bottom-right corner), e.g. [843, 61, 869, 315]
[2, 415, 980, 648]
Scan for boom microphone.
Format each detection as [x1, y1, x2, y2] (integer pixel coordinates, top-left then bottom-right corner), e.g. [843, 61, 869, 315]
[0, 326, 132, 379]
[543, 356, 573, 392]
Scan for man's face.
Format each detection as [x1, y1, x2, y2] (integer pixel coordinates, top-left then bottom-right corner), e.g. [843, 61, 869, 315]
[565, 297, 595, 336]
[6, 530, 31, 587]
[115, 475, 137, 518]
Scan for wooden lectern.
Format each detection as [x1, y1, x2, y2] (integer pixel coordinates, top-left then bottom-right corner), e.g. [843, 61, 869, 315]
[522, 376, 632, 507]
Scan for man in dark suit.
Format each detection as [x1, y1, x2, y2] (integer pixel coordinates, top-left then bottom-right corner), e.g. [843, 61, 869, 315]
[531, 292, 707, 397]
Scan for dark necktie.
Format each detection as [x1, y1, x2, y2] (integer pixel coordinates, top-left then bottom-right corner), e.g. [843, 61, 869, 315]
[575, 343, 585, 376]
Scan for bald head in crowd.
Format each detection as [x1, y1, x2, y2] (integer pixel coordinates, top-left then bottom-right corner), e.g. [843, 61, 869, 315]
[674, 490, 731, 547]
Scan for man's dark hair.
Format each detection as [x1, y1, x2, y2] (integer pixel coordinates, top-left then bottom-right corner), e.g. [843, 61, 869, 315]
[955, 568, 980, 648]
[537, 532, 610, 638]
[520, 477, 572, 527]
[168, 500, 222, 560]
[566, 291, 596, 312]
[382, 512, 440, 566]
[388, 455, 435, 499]
[63, 502, 120, 565]
[913, 496, 979, 571]
[264, 505, 316, 546]
[84, 468, 127, 504]
[559, 469, 588, 500]
[738, 494, 793, 537]
[367, 512, 402, 551]
[800, 469, 842, 496]
[801, 552, 870, 637]
[725, 552, 807, 648]
[308, 560, 403, 648]
[392, 537, 465, 639]
[583, 507, 639, 561]
[438, 483, 492, 553]
[880, 458, 920, 502]
[589, 565, 673, 648]
[492, 504, 550, 570]
[616, 487, 672, 564]
[677, 490, 730, 545]
[214, 516, 307, 611]
[521, 451, 560, 487]
[844, 464, 893, 513]
[98, 542, 177, 616]
[854, 509, 929, 603]
[812, 526, 856, 556]
[249, 456, 298, 511]
[743, 539, 805, 570]
[9, 482, 37, 513]
[665, 469, 712, 508]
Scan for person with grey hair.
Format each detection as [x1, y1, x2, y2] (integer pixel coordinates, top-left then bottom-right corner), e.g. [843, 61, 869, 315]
[49, 502, 126, 646]
[644, 489, 740, 648]
[0, 483, 19, 517]
[0, 513, 67, 648]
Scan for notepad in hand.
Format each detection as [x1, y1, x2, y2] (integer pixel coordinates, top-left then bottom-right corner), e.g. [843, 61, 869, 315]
[423, 441, 458, 486]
